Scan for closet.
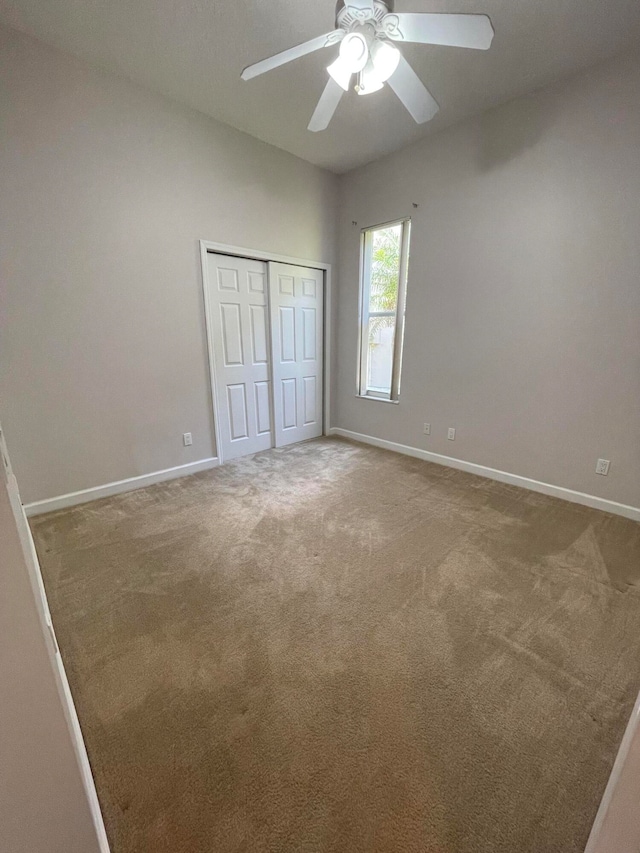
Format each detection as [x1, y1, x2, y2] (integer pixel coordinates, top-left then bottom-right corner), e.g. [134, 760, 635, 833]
[205, 252, 324, 461]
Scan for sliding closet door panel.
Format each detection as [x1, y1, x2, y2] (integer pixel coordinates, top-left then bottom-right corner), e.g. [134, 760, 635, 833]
[269, 262, 324, 447]
[206, 253, 273, 461]
[254, 381, 272, 435]
[279, 307, 296, 362]
[249, 306, 268, 363]
[303, 376, 317, 424]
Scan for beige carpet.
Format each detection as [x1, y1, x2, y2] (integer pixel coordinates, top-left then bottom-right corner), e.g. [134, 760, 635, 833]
[32, 437, 640, 853]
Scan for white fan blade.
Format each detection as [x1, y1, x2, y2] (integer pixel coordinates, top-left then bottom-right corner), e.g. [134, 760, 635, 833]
[387, 55, 439, 124]
[242, 31, 343, 81]
[308, 77, 346, 132]
[383, 13, 494, 50]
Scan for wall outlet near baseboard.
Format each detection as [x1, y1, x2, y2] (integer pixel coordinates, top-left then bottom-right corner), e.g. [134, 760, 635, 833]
[447, 427, 456, 441]
[183, 432, 193, 447]
[596, 458, 610, 476]
[423, 423, 431, 435]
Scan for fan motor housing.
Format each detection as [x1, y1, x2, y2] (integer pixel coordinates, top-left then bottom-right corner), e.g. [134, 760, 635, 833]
[335, 0, 394, 30]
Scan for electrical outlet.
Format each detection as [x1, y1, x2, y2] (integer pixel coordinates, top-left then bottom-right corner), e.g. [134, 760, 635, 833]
[423, 423, 431, 435]
[447, 427, 456, 441]
[183, 432, 193, 447]
[595, 458, 610, 476]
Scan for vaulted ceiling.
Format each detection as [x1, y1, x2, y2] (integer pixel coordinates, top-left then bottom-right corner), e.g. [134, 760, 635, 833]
[2, 0, 640, 172]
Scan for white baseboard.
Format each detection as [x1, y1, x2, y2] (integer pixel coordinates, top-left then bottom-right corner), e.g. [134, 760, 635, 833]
[329, 428, 640, 522]
[583, 687, 640, 853]
[24, 457, 220, 516]
[54, 643, 112, 851]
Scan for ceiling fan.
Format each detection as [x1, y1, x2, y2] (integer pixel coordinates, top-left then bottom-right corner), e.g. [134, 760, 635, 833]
[241, 1, 494, 132]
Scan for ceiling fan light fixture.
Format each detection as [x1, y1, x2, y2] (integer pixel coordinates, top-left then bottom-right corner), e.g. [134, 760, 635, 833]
[338, 31, 369, 73]
[370, 39, 400, 82]
[356, 60, 384, 95]
[327, 55, 353, 91]
[242, 3, 494, 132]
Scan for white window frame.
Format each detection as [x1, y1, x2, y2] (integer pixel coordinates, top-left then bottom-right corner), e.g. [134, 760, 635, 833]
[357, 218, 411, 402]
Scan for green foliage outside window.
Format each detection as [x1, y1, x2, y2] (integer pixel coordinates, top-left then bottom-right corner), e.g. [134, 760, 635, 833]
[369, 224, 401, 338]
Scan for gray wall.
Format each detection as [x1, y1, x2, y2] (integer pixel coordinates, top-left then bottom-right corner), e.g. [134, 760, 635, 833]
[0, 437, 100, 852]
[0, 25, 337, 504]
[335, 50, 640, 510]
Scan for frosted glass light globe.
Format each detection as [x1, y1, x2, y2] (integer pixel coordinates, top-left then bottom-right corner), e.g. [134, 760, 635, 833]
[371, 40, 400, 82]
[356, 60, 384, 95]
[339, 32, 369, 73]
[327, 56, 353, 91]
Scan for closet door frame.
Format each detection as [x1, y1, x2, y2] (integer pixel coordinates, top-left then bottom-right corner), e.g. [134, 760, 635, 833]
[200, 240, 332, 464]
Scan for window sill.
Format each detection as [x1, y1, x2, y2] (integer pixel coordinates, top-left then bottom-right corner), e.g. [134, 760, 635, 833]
[355, 395, 400, 405]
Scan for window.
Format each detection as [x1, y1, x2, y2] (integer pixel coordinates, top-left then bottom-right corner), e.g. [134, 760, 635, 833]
[358, 219, 410, 401]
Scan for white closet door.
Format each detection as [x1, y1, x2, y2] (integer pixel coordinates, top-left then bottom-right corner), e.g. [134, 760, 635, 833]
[269, 262, 324, 447]
[206, 253, 273, 461]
